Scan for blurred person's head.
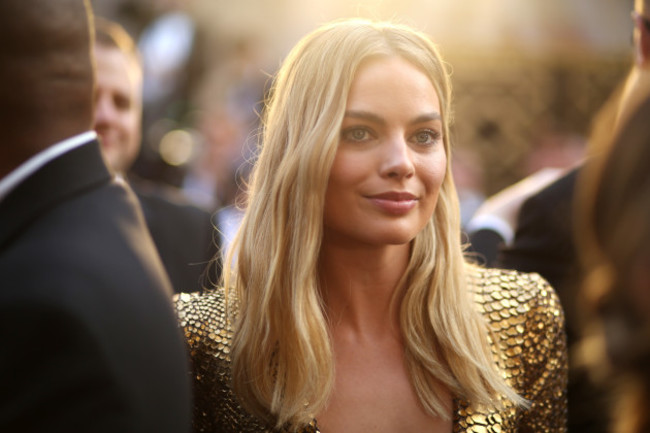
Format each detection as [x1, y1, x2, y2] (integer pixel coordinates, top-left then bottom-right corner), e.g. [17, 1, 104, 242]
[0, 0, 95, 178]
[633, 0, 650, 68]
[93, 17, 143, 174]
[578, 95, 650, 433]
[617, 0, 650, 125]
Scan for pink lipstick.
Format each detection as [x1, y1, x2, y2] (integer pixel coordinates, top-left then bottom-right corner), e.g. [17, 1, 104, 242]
[367, 191, 418, 215]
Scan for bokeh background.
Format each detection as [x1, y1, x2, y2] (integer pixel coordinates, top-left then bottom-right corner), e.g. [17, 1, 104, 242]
[90, 0, 634, 217]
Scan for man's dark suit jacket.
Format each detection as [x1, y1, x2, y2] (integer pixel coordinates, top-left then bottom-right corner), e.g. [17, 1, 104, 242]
[498, 168, 580, 339]
[133, 179, 219, 294]
[474, 167, 609, 433]
[0, 140, 191, 433]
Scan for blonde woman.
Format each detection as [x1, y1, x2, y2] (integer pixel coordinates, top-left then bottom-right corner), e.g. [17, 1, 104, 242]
[175, 18, 567, 433]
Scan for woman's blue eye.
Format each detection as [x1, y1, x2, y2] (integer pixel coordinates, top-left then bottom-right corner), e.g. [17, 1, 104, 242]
[342, 128, 370, 141]
[414, 130, 440, 144]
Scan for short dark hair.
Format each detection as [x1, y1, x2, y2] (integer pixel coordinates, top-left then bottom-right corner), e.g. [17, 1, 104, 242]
[0, 0, 95, 155]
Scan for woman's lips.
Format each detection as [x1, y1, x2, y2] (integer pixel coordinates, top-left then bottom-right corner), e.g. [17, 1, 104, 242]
[367, 192, 418, 215]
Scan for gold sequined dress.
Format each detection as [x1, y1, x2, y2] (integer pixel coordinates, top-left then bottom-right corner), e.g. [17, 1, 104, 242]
[174, 266, 568, 432]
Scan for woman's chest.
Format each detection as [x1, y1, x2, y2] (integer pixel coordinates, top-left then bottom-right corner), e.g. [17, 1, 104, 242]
[315, 338, 453, 433]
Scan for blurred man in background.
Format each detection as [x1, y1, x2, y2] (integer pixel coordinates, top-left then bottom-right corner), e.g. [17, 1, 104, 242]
[93, 17, 220, 293]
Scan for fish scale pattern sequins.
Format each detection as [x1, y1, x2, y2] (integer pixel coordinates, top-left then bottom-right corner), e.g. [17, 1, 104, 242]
[174, 265, 567, 433]
[455, 267, 568, 432]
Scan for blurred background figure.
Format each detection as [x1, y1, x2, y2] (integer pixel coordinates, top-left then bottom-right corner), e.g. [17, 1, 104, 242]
[181, 106, 250, 261]
[577, 94, 650, 433]
[136, 0, 207, 185]
[522, 126, 586, 175]
[93, 17, 219, 293]
[452, 145, 486, 230]
[94, 18, 143, 177]
[180, 34, 268, 261]
[0, 1, 191, 430]
[464, 165, 566, 264]
[138, 0, 198, 121]
[464, 1, 650, 431]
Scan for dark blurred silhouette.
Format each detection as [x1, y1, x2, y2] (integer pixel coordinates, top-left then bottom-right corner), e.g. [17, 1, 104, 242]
[577, 93, 650, 433]
[464, 1, 650, 431]
[0, 1, 191, 431]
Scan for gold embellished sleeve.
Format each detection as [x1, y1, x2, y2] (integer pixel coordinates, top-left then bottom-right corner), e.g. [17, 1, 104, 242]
[518, 273, 568, 433]
[173, 290, 277, 433]
[174, 291, 222, 433]
[464, 267, 568, 432]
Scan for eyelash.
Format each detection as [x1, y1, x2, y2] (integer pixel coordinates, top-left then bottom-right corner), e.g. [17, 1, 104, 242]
[341, 127, 373, 142]
[340, 127, 442, 146]
[413, 129, 441, 145]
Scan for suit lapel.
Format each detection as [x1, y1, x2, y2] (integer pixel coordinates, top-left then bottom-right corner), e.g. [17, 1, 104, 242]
[0, 140, 112, 251]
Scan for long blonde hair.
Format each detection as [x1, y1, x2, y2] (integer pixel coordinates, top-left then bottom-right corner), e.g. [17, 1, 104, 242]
[224, 18, 521, 429]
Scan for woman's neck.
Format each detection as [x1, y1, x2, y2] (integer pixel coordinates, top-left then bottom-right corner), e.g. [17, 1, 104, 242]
[319, 241, 410, 337]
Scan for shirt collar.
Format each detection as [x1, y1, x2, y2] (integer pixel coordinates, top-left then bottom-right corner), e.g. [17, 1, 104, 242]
[0, 131, 97, 203]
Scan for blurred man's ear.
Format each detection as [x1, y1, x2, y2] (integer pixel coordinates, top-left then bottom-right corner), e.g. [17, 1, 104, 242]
[634, 12, 650, 67]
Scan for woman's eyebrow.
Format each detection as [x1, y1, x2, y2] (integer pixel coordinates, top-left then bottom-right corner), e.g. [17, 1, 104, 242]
[412, 112, 442, 123]
[343, 110, 441, 125]
[344, 110, 385, 125]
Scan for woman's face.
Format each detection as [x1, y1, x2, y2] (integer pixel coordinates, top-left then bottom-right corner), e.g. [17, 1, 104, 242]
[323, 56, 447, 247]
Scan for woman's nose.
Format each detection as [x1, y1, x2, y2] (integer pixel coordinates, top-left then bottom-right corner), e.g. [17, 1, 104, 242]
[379, 136, 415, 179]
